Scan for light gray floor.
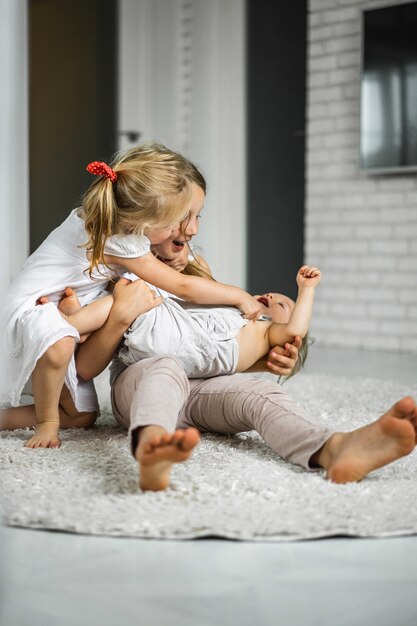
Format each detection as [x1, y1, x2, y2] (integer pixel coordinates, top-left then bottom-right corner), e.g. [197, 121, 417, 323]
[1, 347, 417, 626]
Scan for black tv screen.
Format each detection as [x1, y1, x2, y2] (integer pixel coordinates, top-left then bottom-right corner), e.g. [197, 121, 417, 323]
[360, 1, 417, 173]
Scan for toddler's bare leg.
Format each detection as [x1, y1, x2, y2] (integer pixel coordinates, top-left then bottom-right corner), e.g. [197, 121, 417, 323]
[61, 295, 114, 335]
[0, 405, 39, 429]
[25, 336, 76, 448]
[311, 396, 417, 483]
[111, 356, 199, 490]
[0, 385, 97, 430]
[3, 291, 99, 443]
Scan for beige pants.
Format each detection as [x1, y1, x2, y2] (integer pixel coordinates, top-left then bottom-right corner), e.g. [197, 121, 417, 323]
[111, 356, 334, 470]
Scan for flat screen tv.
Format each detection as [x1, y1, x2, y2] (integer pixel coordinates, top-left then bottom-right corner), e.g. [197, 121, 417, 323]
[360, 1, 417, 173]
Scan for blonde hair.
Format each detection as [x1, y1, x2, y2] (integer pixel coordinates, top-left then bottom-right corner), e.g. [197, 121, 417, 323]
[182, 258, 214, 281]
[83, 143, 200, 276]
[182, 246, 215, 281]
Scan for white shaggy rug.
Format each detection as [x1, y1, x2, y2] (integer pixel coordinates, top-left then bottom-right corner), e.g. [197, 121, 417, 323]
[1, 373, 417, 541]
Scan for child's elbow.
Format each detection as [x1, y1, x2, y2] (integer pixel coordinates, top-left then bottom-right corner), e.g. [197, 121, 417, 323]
[285, 325, 305, 342]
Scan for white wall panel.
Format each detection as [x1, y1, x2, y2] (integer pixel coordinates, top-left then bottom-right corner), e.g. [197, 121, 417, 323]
[118, 0, 246, 287]
[0, 0, 29, 308]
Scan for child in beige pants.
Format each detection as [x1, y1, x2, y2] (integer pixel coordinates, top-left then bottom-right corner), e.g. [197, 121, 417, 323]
[106, 344, 417, 492]
[110, 355, 333, 472]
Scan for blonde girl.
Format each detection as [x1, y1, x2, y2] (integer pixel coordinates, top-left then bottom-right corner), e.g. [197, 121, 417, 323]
[0, 143, 260, 449]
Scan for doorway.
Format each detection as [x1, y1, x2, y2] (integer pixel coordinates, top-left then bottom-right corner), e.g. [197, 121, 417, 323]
[29, 0, 117, 252]
[247, 0, 307, 299]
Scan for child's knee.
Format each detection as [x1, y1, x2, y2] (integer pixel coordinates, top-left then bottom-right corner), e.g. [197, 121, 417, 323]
[151, 355, 189, 385]
[159, 354, 186, 372]
[140, 354, 186, 377]
[43, 336, 76, 368]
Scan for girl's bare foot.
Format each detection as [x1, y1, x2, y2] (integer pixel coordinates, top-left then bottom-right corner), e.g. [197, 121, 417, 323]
[314, 397, 417, 483]
[24, 421, 61, 449]
[135, 426, 200, 491]
[58, 287, 81, 315]
[58, 288, 90, 342]
[38, 288, 80, 315]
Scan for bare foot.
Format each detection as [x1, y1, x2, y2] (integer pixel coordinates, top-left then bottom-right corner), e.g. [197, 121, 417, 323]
[316, 397, 417, 483]
[135, 426, 200, 491]
[58, 287, 81, 316]
[58, 288, 90, 342]
[37, 288, 80, 315]
[24, 421, 61, 449]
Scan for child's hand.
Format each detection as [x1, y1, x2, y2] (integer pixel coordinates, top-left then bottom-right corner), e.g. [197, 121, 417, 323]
[296, 265, 321, 288]
[238, 294, 263, 321]
[112, 278, 163, 326]
[267, 336, 301, 375]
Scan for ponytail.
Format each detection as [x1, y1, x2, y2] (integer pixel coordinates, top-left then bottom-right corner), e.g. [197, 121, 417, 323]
[83, 177, 118, 277]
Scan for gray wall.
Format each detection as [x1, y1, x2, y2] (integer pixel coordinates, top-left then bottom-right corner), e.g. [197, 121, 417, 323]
[247, 0, 307, 300]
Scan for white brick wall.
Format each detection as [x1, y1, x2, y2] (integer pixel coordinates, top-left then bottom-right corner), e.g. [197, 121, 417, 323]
[306, 0, 417, 353]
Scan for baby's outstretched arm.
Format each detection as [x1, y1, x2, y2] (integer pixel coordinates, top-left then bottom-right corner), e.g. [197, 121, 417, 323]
[268, 266, 321, 347]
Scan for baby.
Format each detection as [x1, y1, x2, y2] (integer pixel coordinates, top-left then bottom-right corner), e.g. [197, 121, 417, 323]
[118, 266, 320, 378]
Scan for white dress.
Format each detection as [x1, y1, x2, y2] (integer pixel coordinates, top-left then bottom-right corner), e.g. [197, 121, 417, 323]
[0, 208, 151, 411]
[118, 291, 249, 378]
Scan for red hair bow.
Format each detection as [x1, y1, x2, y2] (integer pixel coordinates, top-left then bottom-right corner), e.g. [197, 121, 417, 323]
[86, 161, 118, 183]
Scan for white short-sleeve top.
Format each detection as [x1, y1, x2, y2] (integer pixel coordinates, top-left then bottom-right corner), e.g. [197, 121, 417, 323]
[103, 233, 151, 258]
